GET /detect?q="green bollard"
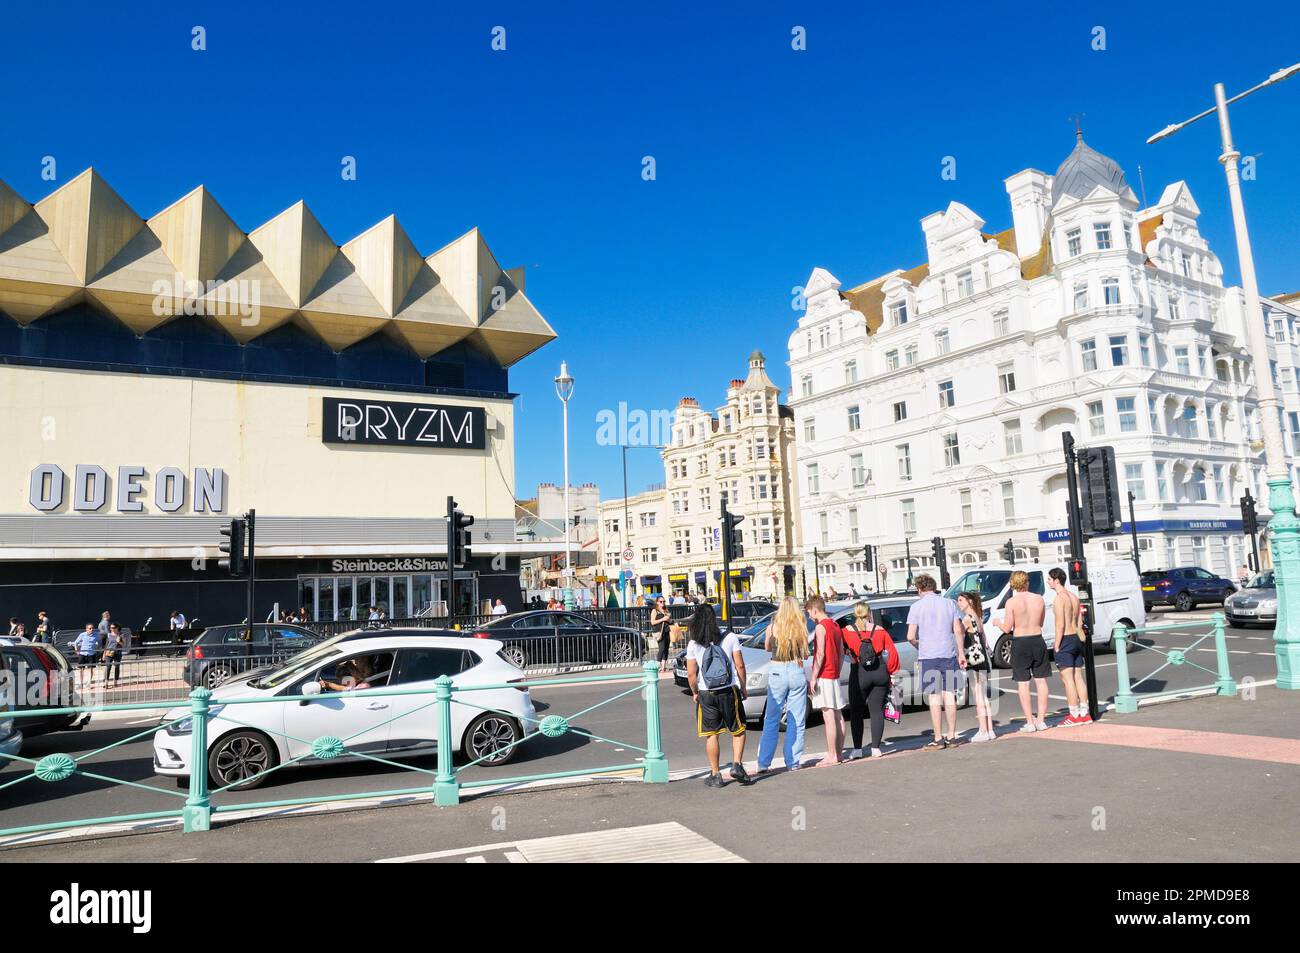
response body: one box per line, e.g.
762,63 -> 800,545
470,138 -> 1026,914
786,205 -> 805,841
433,675 -> 460,807
641,661 -> 669,783
182,687 -> 212,833
1266,477 -> 1300,690
1112,624 -> 1138,714
1211,612 -> 1238,697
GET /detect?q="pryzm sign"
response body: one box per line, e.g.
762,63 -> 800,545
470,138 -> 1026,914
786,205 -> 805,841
28,465 -> 226,513
331,558 -> 448,573
323,397 -> 486,450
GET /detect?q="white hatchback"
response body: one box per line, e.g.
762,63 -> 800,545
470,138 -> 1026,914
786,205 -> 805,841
153,631 -> 535,790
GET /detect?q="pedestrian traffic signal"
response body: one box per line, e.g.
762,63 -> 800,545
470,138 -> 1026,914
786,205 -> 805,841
1068,556 -> 1088,586
1077,445 -> 1122,537
218,518 -> 246,576
1002,539 -> 1015,563
1241,492 -> 1258,537
450,504 -> 474,568
722,510 -> 745,561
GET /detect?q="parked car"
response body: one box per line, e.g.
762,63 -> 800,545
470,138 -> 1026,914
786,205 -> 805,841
717,600 -> 778,634
948,561 -> 1146,668
0,651 -> 23,768
1140,567 -> 1238,612
183,623 -> 325,689
466,611 -> 644,668
1224,571 -> 1277,627
0,639 -> 89,736
154,631 -> 535,790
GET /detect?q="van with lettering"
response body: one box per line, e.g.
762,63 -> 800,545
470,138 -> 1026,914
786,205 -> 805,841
945,561 -> 1145,668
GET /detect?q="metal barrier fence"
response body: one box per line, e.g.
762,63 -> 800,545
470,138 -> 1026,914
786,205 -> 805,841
1111,613 -> 1238,712
0,662 -> 668,838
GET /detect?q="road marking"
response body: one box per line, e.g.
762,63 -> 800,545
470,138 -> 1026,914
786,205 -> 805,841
505,851 -> 526,863
1027,723 -> 1300,765
465,856 -> 487,863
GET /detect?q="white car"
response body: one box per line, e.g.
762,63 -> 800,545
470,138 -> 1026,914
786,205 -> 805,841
153,631 -> 535,790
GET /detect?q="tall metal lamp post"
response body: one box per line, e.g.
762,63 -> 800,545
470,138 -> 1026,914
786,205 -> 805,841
1149,62 -> 1300,689
554,362 -> 575,609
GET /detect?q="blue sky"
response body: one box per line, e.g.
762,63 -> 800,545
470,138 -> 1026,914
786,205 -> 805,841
3,1 -> 1298,503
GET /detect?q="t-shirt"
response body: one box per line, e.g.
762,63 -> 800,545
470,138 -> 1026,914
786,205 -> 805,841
813,618 -> 844,680
906,593 -> 960,660
491,604 -> 508,616
686,633 -> 743,690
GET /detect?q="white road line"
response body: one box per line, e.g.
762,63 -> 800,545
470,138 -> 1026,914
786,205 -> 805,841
465,856 -> 487,863
505,851 -> 526,863
376,822 -> 745,864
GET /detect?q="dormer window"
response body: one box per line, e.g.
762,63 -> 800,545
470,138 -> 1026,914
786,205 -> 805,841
1094,222 -> 1113,251
890,301 -> 909,326
1066,228 -> 1082,258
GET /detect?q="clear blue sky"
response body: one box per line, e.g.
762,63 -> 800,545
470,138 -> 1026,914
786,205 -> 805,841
3,1 -> 1298,503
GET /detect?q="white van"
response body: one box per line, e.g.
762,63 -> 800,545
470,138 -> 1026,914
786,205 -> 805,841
945,561 -> 1146,669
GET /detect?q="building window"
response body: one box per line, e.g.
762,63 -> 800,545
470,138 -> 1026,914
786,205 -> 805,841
1125,463 -> 1146,501
851,453 -> 866,488
897,444 -> 912,481
807,463 -> 820,495
800,375 -> 813,397
1088,400 -> 1105,436
960,489 -> 973,527
993,310 -> 1010,336
904,343 -> 919,366
886,349 -> 900,371
1102,277 -> 1120,305
1066,228 -> 1082,257
1191,468 -> 1208,502
892,401 -> 907,423
803,417 -> 816,442
956,270 -> 974,298
1117,396 -> 1137,433
847,405 -> 861,432
641,546 -> 658,562
935,329 -> 951,354
849,507 -> 860,544
1110,335 -> 1129,366
1002,480 -> 1016,519
1156,461 -> 1168,501
1169,295 -> 1182,321
1149,396 -> 1160,432
943,432 -> 961,468
938,379 -> 955,408
699,487 -> 711,511
1213,464 -> 1226,502
997,362 -> 1016,394
1139,333 -> 1152,366
1206,406 -> 1217,440
1094,221 -> 1113,250
819,512 -> 829,547
1181,252 -> 1192,278
1081,339 -> 1098,372
1073,283 -> 1089,312
1004,418 -> 1023,455
843,361 -> 858,385
901,498 -> 916,535
1176,346 -> 1191,375
890,301 -> 909,326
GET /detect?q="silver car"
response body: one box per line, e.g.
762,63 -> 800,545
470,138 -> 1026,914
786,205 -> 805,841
1225,571 -> 1276,628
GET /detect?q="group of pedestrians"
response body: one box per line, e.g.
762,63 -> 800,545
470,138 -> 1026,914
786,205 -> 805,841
70,611 -> 129,688
682,568 -> 1094,786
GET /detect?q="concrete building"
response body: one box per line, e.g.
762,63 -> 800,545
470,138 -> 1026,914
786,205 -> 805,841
788,134 -> 1290,592
597,485 -> 668,602
660,352 -> 801,599
0,169 -> 555,625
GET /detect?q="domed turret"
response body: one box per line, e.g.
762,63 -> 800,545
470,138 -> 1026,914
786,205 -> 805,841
1052,131 -> 1128,205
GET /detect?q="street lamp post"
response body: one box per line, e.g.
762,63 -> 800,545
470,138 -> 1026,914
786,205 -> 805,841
1149,63 -> 1300,689
554,362 -> 575,609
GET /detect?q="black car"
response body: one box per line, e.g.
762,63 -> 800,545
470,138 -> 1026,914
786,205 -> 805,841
467,611 -> 644,668
717,600 -> 778,634
183,623 -> 324,689
0,639 -> 90,736
1140,567 -> 1238,612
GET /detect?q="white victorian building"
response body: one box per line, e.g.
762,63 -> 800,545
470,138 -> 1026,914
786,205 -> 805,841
788,133 -> 1295,593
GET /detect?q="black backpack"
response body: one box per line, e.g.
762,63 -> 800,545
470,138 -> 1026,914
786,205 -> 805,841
849,627 -> 880,668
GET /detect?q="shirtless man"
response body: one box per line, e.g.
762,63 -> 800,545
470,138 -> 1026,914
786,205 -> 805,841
1003,570 -> 1050,732
1048,568 -> 1091,725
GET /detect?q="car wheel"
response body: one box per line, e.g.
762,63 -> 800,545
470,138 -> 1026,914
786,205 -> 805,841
993,635 -> 1013,669
1222,589 -> 1235,604
204,665 -> 234,689
1143,604 -> 1153,613
501,644 -> 528,669
605,635 -> 637,665
463,713 -> 522,766
1175,591 -> 1194,612
208,730 -> 276,790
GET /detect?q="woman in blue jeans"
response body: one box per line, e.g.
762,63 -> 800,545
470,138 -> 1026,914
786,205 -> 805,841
757,596 -> 810,773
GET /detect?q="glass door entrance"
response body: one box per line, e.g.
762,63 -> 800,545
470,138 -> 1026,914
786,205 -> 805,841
298,571 -> 479,621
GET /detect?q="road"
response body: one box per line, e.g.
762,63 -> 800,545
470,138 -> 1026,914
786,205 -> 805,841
0,610 -> 1281,841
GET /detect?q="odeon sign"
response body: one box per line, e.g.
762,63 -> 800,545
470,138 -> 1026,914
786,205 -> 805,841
28,465 -> 227,514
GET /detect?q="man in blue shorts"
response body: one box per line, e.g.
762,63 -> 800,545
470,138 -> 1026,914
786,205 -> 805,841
1048,567 -> 1091,725
906,574 -> 966,749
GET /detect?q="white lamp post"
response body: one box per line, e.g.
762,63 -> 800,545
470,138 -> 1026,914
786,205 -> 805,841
554,362 -> 575,604
1149,62 -> 1300,689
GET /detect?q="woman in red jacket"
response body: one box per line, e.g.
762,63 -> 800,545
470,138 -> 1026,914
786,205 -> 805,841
843,602 -> 899,759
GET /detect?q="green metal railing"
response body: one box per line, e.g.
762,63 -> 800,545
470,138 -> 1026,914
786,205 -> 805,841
0,661 -> 668,838
1111,613 -> 1238,713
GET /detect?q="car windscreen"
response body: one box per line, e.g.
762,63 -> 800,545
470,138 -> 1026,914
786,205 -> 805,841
253,635 -> 347,689
1247,572 -> 1275,589
945,571 -> 1011,603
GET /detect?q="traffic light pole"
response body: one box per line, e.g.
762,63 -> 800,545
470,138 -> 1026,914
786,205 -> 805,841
1128,492 -> 1141,574
904,538 -> 913,588
246,509 -> 256,627
812,547 -> 820,596
445,496 -> 456,618
1064,433 -> 1100,722
721,511 -> 732,628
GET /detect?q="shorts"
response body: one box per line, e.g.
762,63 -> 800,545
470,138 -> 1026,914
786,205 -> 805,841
919,656 -> 962,695
77,653 -> 97,667
1011,636 -> 1052,682
1056,634 -> 1086,669
811,677 -> 848,711
696,687 -> 746,737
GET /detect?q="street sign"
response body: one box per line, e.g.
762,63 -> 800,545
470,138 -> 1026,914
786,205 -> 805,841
622,547 -> 634,564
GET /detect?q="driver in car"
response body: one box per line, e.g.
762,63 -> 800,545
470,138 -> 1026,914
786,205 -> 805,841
319,656 -> 373,692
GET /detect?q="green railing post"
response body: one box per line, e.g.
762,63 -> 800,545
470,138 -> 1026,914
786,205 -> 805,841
433,675 -> 460,806
182,686 -> 212,832
1210,612 -> 1238,697
641,661 -> 669,783
1112,624 -> 1138,713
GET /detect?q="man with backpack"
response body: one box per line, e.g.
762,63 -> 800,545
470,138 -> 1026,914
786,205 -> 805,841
685,604 -> 754,788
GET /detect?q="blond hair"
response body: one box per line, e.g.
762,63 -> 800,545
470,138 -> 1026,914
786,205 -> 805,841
1010,570 -> 1029,591
850,602 -> 873,630
770,596 -> 810,662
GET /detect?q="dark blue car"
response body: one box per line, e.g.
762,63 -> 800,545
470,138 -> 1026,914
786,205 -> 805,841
1141,567 -> 1238,612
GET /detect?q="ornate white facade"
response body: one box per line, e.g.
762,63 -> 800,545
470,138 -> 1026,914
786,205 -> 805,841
788,134 -> 1297,592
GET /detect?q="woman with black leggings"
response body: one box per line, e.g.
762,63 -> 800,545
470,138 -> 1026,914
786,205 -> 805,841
651,597 -> 672,671
843,602 -> 896,759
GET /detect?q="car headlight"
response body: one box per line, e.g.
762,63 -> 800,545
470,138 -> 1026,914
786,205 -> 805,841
165,705 -> 224,735
1258,598 -> 1278,611
746,672 -> 768,691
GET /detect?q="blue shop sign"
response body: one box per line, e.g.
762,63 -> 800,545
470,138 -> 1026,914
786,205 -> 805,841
1038,517 -> 1260,542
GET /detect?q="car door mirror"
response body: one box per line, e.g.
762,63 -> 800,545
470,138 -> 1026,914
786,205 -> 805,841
301,680 -> 321,696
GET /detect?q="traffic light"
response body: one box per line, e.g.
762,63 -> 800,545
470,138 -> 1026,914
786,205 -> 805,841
722,510 -> 745,561
1068,555 -> 1088,586
218,518 -> 246,576
450,503 -> 474,568
1241,493 -> 1258,537
1077,445 -> 1122,537
1002,539 -> 1015,563
931,536 -> 944,564
863,544 -> 874,572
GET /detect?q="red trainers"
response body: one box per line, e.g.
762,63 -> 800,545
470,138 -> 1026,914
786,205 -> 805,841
1075,713 -> 1093,724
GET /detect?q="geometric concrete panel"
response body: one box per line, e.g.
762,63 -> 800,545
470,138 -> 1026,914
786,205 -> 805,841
248,201 -> 337,308
341,215 -> 424,317
33,169 -> 143,285
148,185 -> 245,285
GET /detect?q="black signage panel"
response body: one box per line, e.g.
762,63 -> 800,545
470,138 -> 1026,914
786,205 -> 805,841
323,397 -> 487,450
